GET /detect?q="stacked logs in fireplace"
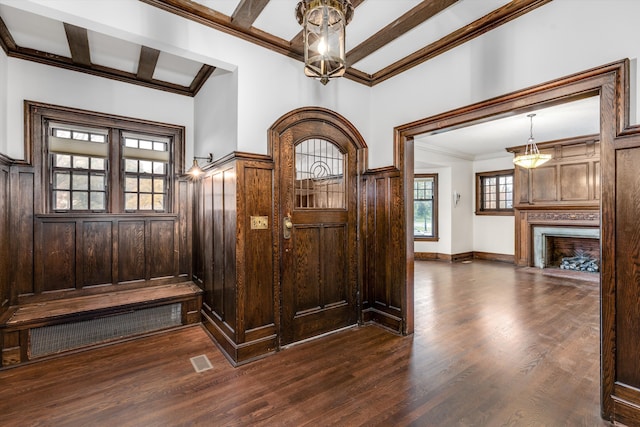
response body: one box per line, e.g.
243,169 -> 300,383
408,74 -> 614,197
559,250 -> 599,272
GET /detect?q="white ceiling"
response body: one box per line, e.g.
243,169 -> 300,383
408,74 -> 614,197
1,0 -> 592,161
0,2 -> 207,92
415,96 -> 601,167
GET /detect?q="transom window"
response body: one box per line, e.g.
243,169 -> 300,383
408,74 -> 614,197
476,169 -> 514,215
414,174 -> 438,240
294,138 -> 345,209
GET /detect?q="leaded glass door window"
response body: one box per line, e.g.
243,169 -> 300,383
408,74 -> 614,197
294,138 -> 345,209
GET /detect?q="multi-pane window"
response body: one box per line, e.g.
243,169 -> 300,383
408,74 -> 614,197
123,136 -> 169,211
476,170 -> 514,215
50,126 -> 109,212
38,104 -> 182,214
414,174 -> 438,240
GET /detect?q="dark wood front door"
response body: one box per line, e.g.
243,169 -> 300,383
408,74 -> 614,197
275,110 -> 361,346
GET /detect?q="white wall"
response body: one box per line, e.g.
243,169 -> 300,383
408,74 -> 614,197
450,161 -> 473,254
2,0 -> 636,256
10,0 -> 373,161
370,0 -> 640,169
473,157 -> 516,256
10,0 -> 640,170
194,68 -> 238,162
5,59 -> 194,162
414,151 -> 515,256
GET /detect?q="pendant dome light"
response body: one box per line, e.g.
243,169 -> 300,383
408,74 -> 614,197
513,113 -> 552,169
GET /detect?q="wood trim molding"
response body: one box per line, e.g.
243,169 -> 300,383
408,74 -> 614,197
137,46 -> 161,82
414,252 -> 474,262
141,0 -> 549,87
0,153 -> 14,167
370,0 -> 552,85
473,252 -> 515,264
399,59 -> 629,422
1,15 -> 212,97
231,0 -> 270,29
63,23 -> 92,67
346,0 -> 459,66
0,15 -> 16,54
7,46 -> 195,97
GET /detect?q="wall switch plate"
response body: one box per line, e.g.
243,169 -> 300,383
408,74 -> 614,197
251,216 -> 269,229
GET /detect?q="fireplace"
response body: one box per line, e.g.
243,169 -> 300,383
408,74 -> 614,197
532,226 -> 600,271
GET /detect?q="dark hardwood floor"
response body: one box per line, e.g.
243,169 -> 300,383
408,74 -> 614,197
0,260 -> 610,426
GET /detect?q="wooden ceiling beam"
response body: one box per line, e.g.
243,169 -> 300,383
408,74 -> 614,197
140,0 -> 300,60
6,46 -> 193,96
190,64 -> 216,96
346,0 -> 459,67
137,46 -> 161,82
370,0 -> 552,86
231,0 -> 270,29
63,23 -> 91,67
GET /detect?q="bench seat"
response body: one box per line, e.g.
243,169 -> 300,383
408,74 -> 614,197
0,281 -> 203,367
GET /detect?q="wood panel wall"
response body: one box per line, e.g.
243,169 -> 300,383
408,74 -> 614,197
193,152 -> 276,366
509,137 -> 600,209
0,156 -> 10,316
606,137 -> 640,424
3,162 -> 192,304
31,214 -> 186,294
361,167 -> 404,333
509,137 -> 601,267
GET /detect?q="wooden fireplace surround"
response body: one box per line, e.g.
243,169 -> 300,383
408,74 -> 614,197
508,136 -> 601,267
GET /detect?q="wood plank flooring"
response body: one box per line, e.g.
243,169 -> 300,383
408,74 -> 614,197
0,260 -> 610,426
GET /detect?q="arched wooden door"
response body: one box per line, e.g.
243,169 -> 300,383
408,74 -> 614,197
271,108 -> 365,346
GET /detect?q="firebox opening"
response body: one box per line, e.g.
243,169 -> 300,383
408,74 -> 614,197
532,226 -> 600,274
544,235 -> 600,272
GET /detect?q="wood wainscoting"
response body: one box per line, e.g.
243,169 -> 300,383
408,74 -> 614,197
0,160 -> 196,367
361,166 -> 405,333
0,103 -> 196,366
192,152 -> 276,366
0,155 -> 10,318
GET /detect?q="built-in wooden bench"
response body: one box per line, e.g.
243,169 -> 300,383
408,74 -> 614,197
0,282 -> 203,367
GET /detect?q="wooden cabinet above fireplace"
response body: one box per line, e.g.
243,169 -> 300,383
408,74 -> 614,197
507,135 -> 600,210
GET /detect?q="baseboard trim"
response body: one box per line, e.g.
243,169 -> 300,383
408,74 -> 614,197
415,251 -> 514,264
473,251 -> 515,263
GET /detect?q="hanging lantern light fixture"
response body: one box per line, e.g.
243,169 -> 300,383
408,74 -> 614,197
296,0 -> 354,85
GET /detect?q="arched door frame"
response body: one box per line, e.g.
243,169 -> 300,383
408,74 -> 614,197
394,60 -> 629,419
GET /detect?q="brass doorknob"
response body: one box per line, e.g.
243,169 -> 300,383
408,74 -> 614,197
283,216 -> 293,239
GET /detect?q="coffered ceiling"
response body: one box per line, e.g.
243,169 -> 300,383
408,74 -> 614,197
0,0 -> 551,96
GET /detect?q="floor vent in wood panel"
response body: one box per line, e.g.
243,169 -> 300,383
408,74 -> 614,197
29,303 -> 182,358
190,354 -> 213,372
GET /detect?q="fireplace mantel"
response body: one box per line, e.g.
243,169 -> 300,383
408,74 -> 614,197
515,209 -> 600,267
510,137 -> 601,267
